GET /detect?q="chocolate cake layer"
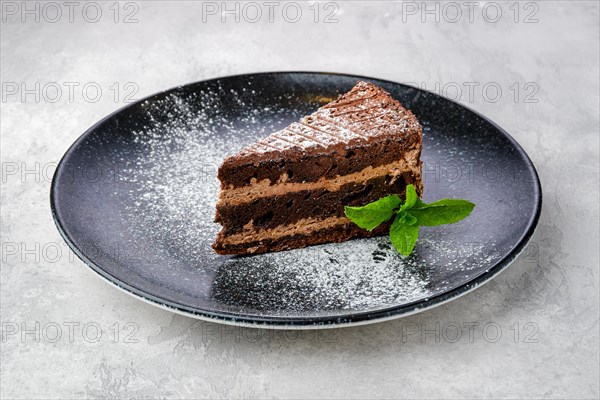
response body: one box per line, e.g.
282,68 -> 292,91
219,134 -> 419,189
213,219 -> 391,255
218,81 -> 422,190
216,171 -> 420,235
218,152 -> 422,206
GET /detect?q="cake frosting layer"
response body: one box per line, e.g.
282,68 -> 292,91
218,216 -> 349,246
217,151 -> 422,206
213,217 -> 391,255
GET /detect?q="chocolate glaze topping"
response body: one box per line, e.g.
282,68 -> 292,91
225,82 -> 419,163
218,81 -> 422,189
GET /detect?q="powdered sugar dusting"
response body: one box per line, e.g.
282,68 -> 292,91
121,87 -> 300,264
214,236 -> 497,312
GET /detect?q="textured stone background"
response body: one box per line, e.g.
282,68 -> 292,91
1,1 -> 599,399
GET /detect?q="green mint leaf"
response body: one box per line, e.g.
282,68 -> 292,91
344,186 -> 475,257
389,212 -> 419,256
409,199 -> 475,226
399,184 -> 418,212
344,194 -> 402,231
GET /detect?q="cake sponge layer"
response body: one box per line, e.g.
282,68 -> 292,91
213,217 -> 391,255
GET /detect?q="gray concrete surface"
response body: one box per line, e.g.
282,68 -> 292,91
1,1 -> 599,398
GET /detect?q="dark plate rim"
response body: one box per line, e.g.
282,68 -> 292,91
50,71 -> 542,328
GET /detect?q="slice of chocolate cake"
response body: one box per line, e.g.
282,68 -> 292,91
213,81 -> 423,255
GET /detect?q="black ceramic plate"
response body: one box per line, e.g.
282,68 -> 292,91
51,72 -> 541,328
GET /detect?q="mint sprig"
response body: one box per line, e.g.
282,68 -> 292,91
344,185 -> 475,256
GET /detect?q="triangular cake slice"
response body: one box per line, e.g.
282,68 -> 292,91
213,81 -> 423,255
